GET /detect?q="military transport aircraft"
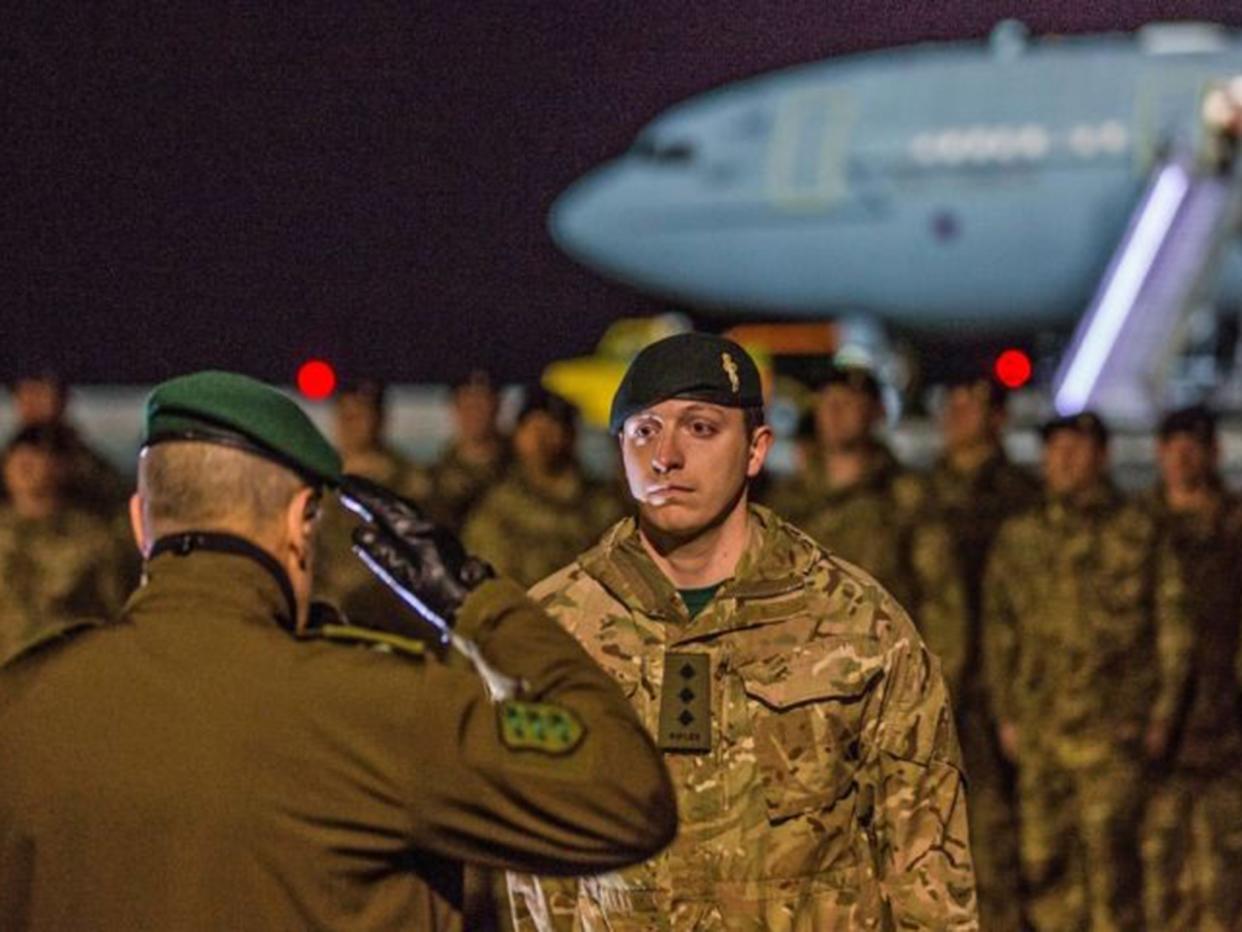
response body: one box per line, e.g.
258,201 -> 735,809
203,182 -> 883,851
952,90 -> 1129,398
549,21 -> 1242,423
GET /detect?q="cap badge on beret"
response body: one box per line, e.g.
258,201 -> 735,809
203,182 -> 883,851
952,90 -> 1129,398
721,353 -> 740,394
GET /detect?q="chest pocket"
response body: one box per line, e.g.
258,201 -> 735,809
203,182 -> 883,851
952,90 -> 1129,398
741,657 -> 876,823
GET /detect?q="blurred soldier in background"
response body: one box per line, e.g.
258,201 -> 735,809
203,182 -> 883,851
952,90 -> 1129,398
983,412 -> 1192,931
427,370 -> 511,531
764,363 -> 968,694
0,424 -> 130,661
314,379 -> 431,607
6,371 -> 130,518
464,388 -> 623,587
922,375 -> 1039,932
1138,405 -> 1242,931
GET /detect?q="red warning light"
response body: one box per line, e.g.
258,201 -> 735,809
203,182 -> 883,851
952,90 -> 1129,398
296,360 -> 337,401
994,349 -> 1033,389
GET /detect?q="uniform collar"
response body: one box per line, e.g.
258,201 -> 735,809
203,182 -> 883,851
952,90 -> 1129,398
133,533 -> 297,631
579,504 -> 814,639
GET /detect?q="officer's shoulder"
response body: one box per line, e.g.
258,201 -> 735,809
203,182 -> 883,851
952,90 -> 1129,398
771,516 -> 908,643
297,602 -> 430,663
1,614 -> 113,672
528,556 -> 609,621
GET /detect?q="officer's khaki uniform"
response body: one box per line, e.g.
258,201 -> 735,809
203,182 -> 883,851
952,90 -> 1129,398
765,443 -> 969,696
1137,487 -> 1242,931
509,505 -> 978,930
983,483 -> 1192,931
0,504 -> 130,662
0,547 -> 676,931
463,467 -> 625,588
921,450 -> 1039,932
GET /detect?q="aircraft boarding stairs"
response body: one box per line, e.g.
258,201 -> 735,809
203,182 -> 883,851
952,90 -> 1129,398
1052,155 -> 1242,424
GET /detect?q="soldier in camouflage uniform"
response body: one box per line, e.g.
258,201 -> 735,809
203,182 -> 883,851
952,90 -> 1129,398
983,412 -> 1192,931
508,334 -> 977,930
463,389 -> 624,588
6,371 -> 130,519
426,370 -> 511,531
921,376 -> 1039,932
314,379 -> 433,609
764,364 -> 969,697
1137,405 -> 1242,931
0,424 -> 129,661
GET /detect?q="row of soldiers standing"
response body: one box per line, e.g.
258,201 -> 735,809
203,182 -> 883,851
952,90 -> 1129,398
4,362 -> 1241,929
767,365 -> 1242,932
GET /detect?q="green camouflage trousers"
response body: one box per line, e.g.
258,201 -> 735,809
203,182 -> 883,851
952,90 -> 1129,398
1018,754 -> 1145,931
1142,768 -> 1242,930
958,701 -> 1022,931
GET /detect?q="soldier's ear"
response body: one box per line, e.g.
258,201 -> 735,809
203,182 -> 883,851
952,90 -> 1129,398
128,493 -> 151,558
746,426 -> 774,478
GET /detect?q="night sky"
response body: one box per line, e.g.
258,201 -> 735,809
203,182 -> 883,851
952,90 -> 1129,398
6,2 -> 1242,385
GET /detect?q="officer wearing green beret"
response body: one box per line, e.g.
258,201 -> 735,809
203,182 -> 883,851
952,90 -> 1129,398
0,370 -> 676,931
508,334 -> 977,930
982,409 -> 1192,930
1137,404 -> 1242,930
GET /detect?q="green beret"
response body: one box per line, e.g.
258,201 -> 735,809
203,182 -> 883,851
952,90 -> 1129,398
144,371 -> 342,486
1040,410 -> 1109,447
1158,404 -> 1216,444
609,333 -> 763,434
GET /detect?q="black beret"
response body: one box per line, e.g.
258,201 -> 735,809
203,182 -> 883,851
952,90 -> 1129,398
1040,411 -> 1110,446
1158,404 -> 1216,444
609,333 -> 763,434
815,363 -> 882,401
144,371 -> 342,487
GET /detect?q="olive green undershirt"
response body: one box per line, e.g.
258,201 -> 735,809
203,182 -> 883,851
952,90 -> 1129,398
678,583 -> 723,619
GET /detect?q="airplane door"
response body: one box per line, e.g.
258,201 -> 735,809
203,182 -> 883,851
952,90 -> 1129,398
766,87 -> 856,209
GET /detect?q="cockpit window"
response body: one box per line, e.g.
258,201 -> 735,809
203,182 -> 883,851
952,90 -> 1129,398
632,137 -> 695,163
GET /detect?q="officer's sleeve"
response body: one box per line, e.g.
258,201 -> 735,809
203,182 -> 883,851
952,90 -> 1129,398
865,622 -> 978,928
399,578 -> 677,876
1149,529 -> 1193,731
980,530 -> 1019,727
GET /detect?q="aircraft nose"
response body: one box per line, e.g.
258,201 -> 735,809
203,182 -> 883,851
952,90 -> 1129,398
547,166 -> 625,271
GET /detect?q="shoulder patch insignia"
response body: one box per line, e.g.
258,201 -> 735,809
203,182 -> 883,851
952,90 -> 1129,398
499,701 -> 585,755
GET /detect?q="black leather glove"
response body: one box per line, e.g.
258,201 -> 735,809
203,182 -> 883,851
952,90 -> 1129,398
338,475 -> 495,642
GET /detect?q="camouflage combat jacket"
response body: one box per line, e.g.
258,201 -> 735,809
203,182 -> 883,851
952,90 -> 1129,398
462,467 -> 625,588
1137,486 -> 1242,772
508,505 -> 978,930
425,440 -> 511,531
764,444 -> 969,697
919,450 -> 1040,702
0,505 -> 130,663
982,483 -> 1192,768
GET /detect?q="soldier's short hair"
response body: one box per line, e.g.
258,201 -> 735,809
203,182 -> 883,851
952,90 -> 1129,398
1157,404 -> 1216,445
742,405 -> 766,436
4,423 -> 76,459
944,374 -> 1008,412
138,442 -> 306,537
337,379 -> 387,416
